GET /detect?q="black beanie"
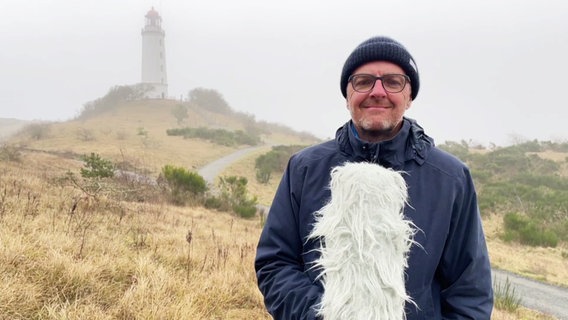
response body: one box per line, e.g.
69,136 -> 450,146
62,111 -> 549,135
340,36 -> 419,100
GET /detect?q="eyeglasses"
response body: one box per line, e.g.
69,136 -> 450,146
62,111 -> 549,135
348,74 -> 410,94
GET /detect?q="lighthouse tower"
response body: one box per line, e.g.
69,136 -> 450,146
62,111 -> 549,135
141,7 -> 167,99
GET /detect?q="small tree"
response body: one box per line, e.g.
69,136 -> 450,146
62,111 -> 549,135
172,104 -> 189,125
80,153 -> 114,179
188,88 -> 232,114
218,176 -> 258,218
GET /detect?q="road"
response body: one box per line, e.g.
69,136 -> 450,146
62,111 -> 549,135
199,147 -> 568,319
198,145 -> 265,185
493,269 -> 568,319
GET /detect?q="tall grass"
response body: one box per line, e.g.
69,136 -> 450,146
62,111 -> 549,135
494,276 -> 522,312
0,155 -> 270,320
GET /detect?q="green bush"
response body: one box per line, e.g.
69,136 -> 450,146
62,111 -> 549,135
160,165 -> 207,205
254,145 -> 306,183
502,212 -> 558,247
80,153 -> 115,179
217,176 -> 258,218
234,204 -> 257,219
166,127 -> 260,146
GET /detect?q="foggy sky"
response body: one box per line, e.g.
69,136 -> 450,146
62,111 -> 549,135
1,0 -> 567,146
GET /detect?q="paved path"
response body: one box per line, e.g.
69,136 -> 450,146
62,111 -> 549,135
198,145 -> 266,185
492,269 -> 568,319
199,147 -> 568,319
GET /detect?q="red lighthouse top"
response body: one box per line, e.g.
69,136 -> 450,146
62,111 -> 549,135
145,7 -> 161,19
144,7 -> 162,28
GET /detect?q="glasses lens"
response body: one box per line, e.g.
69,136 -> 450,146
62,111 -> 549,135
351,75 -> 376,92
381,74 -> 406,93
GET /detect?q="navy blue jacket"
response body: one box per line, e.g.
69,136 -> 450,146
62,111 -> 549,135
255,118 -> 493,319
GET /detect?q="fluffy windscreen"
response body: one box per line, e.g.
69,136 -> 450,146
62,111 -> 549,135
308,162 -> 415,320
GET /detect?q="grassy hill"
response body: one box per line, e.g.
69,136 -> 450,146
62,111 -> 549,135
1,98 -> 565,319
6,98 -> 319,175
0,118 -> 31,141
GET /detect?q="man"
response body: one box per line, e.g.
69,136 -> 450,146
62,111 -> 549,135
255,36 -> 494,319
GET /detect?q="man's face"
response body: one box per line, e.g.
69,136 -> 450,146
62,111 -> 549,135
346,61 -> 413,142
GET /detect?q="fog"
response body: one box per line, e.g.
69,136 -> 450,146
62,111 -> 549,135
1,0 -> 567,146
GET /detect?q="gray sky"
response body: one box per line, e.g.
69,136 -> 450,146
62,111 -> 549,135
1,0 -> 567,146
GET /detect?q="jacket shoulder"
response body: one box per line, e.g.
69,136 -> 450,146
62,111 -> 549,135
423,146 -> 473,182
290,139 -> 338,166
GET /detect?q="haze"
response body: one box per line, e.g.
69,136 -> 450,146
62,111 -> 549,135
1,0 -> 567,146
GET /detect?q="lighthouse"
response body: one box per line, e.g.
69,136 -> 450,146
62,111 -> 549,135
141,7 -> 167,99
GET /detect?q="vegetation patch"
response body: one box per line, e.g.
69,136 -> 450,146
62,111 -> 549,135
254,145 -> 307,184
166,127 -> 260,147
439,140 -> 568,247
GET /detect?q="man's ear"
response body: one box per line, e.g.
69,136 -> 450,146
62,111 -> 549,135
406,100 -> 412,110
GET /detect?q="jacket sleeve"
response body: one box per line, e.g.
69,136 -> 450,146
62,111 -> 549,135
255,160 -> 323,320
439,168 -> 494,319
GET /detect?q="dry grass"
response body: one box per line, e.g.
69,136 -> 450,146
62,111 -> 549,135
492,308 -> 557,320
484,214 -> 568,287
10,100 -> 316,177
0,155 -> 271,320
2,152 -> 563,319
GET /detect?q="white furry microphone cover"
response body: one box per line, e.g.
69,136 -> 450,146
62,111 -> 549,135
308,162 -> 415,320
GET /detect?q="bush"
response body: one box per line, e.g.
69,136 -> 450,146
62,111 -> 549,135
166,127 -> 260,147
217,176 -> 258,218
160,165 -> 207,205
0,144 -> 21,162
22,122 -> 51,140
234,204 -> 257,219
80,153 -> 115,179
254,145 -> 306,183
502,212 -> 558,247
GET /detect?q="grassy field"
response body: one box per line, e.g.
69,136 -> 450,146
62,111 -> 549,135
1,101 -> 565,319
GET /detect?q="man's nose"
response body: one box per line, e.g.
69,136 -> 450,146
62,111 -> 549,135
370,79 -> 387,97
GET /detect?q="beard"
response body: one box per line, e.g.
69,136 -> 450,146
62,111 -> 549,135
352,115 -> 402,142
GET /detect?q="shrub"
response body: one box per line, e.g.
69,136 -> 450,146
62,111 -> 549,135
160,165 -> 207,205
217,176 -> 258,218
166,127 -> 260,147
80,153 -> 115,179
172,104 -> 189,125
77,84 -> 152,119
502,212 -> 558,247
254,145 -> 306,183
0,144 -> 21,162
22,122 -> 51,140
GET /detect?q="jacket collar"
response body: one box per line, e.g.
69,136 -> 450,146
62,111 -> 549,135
335,117 -> 433,169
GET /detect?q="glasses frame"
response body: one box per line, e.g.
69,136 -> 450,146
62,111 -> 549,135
348,73 -> 410,94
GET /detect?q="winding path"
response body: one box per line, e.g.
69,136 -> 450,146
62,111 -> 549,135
198,146 -> 568,319
197,146 -> 265,185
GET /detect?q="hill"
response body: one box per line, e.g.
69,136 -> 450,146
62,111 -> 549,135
5,98 -> 320,177
0,118 -> 31,141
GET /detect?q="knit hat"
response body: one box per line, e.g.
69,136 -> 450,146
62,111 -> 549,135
340,36 -> 419,100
